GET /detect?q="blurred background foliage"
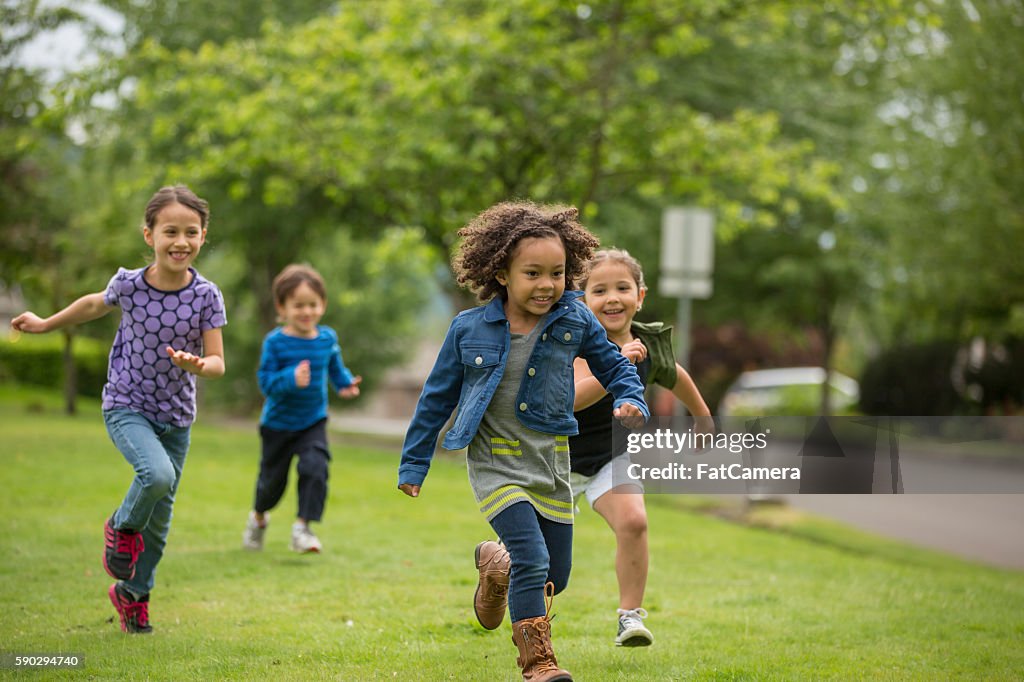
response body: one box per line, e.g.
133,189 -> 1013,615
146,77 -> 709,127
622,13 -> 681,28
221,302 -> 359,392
2,0 -> 1022,416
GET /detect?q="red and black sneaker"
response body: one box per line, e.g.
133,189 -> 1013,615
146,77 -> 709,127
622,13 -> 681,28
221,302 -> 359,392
108,583 -> 153,634
103,516 -> 144,581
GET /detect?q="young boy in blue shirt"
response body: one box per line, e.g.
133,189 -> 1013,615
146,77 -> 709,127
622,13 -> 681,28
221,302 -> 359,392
243,264 -> 361,553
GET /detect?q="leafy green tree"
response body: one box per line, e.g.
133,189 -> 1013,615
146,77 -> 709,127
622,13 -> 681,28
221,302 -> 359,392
99,0 -> 337,52
577,3 -> 911,411
1,0 -> 80,282
0,1 -> 125,414
854,0 -> 1024,344
94,0 -> 848,276
50,0 -> 861,410
58,0 -> 1010,415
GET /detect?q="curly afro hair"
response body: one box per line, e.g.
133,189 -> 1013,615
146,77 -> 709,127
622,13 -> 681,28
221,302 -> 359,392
453,201 -> 600,302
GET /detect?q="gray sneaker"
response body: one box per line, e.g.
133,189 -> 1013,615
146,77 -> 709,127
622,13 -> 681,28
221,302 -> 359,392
242,512 -> 268,551
290,522 -> 322,553
616,608 -> 654,647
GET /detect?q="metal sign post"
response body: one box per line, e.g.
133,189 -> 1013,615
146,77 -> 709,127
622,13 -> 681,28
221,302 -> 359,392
659,207 -> 715,414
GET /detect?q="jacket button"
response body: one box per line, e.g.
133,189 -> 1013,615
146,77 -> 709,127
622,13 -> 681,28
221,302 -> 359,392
528,367 -> 536,377
475,356 -> 483,365
563,332 -> 572,341
541,333 -> 547,341
519,402 -> 528,411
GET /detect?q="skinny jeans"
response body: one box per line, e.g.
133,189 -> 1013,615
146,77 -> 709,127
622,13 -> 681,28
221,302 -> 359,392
489,501 -> 572,622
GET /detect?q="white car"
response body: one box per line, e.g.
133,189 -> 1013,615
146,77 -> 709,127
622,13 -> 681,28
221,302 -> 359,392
718,367 -> 860,417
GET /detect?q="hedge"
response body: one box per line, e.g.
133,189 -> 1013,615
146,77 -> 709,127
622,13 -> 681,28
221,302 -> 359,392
0,334 -> 108,397
858,340 -> 964,416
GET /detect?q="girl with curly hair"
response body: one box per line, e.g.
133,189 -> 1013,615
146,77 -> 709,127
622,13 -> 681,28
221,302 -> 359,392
398,202 -> 649,681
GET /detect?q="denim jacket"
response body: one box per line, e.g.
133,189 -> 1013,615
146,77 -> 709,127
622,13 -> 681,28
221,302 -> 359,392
398,290 -> 649,487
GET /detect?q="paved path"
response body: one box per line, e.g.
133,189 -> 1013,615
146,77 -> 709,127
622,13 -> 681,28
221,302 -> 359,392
782,493 -> 1024,570
780,450 -> 1024,570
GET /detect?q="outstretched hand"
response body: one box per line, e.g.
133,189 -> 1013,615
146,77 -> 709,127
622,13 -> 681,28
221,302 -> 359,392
10,312 -> 47,334
613,402 -> 646,430
338,375 -> 363,399
398,483 -> 421,498
166,346 -> 206,375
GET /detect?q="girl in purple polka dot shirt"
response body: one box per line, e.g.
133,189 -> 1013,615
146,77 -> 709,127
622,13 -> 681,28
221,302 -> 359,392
11,185 -> 227,634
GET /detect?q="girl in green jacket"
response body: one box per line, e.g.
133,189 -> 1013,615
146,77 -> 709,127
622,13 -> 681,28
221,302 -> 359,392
569,248 -> 712,647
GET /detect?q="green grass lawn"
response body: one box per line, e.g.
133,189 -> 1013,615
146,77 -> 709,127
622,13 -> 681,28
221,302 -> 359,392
1,385 -> 1023,680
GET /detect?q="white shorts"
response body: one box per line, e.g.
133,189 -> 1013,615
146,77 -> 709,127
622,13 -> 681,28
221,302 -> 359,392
570,453 -> 644,508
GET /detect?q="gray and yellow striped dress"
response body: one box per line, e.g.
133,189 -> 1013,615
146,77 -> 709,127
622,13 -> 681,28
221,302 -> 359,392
466,319 -> 574,524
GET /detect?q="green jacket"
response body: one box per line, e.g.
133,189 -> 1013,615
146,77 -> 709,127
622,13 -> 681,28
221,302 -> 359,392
631,320 -> 678,390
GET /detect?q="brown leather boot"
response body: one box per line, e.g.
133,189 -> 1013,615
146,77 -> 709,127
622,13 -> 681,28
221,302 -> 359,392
509,583 -> 572,681
474,540 -> 510,629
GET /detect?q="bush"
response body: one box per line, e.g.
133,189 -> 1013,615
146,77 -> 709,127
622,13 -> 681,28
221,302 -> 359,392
953,337 -> 1024,415
858,341 -> 963,416
0,335 -> 108,397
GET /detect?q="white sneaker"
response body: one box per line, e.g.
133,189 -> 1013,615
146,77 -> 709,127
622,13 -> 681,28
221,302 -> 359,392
616,608 -> 654,647
242,511 -> 268,551
290,523 -> 322,553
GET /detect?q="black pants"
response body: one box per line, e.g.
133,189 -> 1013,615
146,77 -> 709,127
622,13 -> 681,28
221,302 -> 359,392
254,419 -> 330,522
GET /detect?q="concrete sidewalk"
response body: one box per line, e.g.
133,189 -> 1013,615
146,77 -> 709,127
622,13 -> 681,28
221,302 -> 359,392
779,449 -> 1024,570
782,493 -> 1024,570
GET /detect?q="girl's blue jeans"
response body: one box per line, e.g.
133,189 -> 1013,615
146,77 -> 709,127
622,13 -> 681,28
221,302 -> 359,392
488,502 -> 573,622
103,409 -> 191,597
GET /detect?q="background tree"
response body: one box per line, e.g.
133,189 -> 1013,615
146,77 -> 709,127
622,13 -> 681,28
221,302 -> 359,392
576,2 -> 909,411
11,0 -> 1021,415
0,1 -> 126,414
60,0 -> 860,407
856,0 -> 1024,344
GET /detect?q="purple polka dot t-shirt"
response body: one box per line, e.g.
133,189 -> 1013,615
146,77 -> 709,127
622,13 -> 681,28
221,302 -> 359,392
102,267 -> 227,427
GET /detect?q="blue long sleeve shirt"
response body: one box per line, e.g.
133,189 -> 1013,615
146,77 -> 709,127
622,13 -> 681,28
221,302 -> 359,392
257,326 -> 356,431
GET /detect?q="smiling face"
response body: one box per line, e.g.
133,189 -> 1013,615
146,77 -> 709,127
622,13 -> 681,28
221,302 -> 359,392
583,259 -> 646,343
143,201 -> 206,287
496,236 -> 566,328
277,281 -> 326,338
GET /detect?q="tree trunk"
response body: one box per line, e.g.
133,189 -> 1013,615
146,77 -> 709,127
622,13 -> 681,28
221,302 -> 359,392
62,328 -> 77,416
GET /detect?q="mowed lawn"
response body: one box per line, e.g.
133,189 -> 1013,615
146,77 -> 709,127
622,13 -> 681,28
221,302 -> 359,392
1,386 -> 1023,680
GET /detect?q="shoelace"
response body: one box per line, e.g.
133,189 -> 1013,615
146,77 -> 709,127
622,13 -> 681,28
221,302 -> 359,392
617,607 -> 649,628
116,531 -> 144,563
532,581 -> 560,672
123,599 -> 149,627
488,582 -> 508,599
528,619 -> 559,673
544,581 -> 555,618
